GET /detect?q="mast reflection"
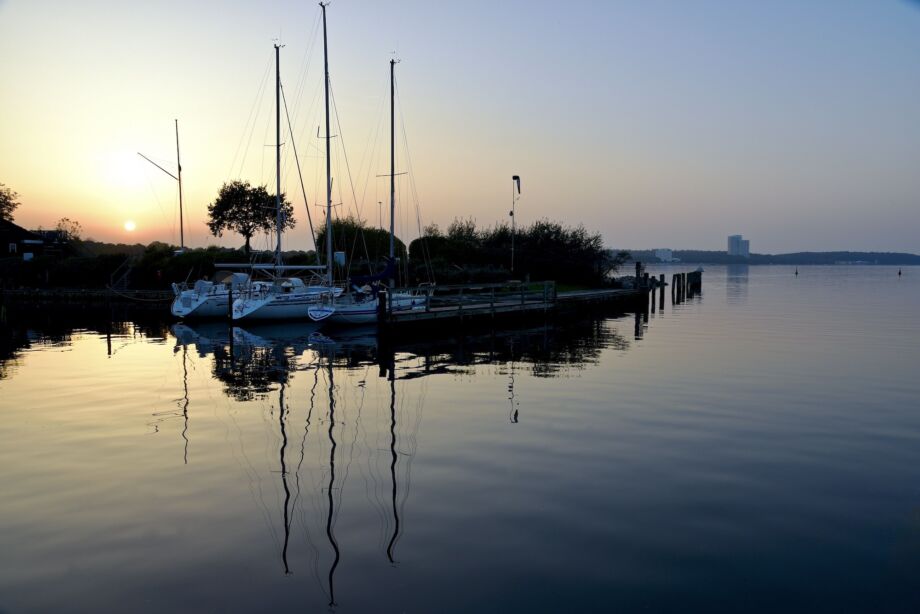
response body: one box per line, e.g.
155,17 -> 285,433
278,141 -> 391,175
386,369 -> 400,564
278,380 -> 292,575
162,310 -> 643,608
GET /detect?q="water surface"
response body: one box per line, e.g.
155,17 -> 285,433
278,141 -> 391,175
2,266 -> 919,612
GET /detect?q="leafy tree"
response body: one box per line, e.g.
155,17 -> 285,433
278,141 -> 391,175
55,217 -> 83,241
1,183 -> 20,222
206,180 -> 294,255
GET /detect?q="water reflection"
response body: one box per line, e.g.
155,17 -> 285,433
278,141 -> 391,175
726,263 -> 750,304
0,307 -> 639,609
159,313 -> 635,602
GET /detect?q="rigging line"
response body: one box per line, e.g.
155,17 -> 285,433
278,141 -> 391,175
396,81 -> 436,284
230,51 -> 274,181
329,81 -> 374,270
354,77 -> 389,224
290,13 -> 321,131
280,83 -> 320,260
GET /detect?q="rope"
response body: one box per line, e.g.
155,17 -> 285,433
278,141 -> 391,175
395,80 -> 436,284
329,81 -> 372,273
229,51 -> 273,181
104,286 -> 173,303
280,82 -> 320,261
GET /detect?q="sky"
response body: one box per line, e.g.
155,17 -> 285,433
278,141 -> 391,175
1,0 -> 919,254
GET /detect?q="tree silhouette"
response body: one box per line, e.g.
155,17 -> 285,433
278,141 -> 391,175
206,180 -> 294,255
0,183 -> 20,222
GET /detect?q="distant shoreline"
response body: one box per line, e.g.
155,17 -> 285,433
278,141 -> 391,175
622,250 -> 920,266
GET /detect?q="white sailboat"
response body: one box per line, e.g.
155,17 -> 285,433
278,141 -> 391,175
308,56 -> 425,325
147,121 -> 257,319
231,43 -> 338,321
171,271 -> 249,318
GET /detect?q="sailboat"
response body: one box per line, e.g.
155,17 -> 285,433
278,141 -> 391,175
148,121 -> 259,319
307,58 -> 425,325
230,43 -> 340,321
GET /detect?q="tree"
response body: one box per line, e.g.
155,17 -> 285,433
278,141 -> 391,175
55,217 -> 83,241
0,183 -> 20,222
206,180 -> 294,255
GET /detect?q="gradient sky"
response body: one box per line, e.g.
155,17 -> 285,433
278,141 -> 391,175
1,0 -> 919,253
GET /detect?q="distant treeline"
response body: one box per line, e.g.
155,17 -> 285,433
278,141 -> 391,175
625,250 -> 920,266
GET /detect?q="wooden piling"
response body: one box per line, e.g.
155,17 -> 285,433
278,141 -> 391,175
659,274 -> 665,309
377,289 -> 387,321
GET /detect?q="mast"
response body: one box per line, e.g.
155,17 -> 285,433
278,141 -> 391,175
321,3 -> 333,286
175,119 -> 184,251
389,59 -> 396,287
274,44 -> 283,269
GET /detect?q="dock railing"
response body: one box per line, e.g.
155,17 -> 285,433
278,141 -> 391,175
385,280 -> 556,318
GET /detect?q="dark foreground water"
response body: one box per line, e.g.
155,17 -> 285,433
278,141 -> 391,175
2,266 -> 919,613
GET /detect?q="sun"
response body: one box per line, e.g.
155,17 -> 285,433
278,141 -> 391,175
124,220 -> 136,232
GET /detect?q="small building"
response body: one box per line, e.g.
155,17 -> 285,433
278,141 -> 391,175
0,219 -> 46,261
727,234 -> 750,258
654,248 -> 680,263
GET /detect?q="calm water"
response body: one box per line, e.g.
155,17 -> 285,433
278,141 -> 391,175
2,266 -> 919,613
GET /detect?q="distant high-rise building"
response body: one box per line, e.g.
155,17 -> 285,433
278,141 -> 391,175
728,234 -> 750,258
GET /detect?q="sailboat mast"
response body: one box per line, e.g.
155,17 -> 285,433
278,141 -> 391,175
274,44 -> 283,269
321,3 -> 333,287
174,119 -> 184,251
389,59 -> 396,282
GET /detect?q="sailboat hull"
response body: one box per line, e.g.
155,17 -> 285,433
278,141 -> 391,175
233,287 -> 340,321
308,293 -> 426,325
171,290 -> 236,319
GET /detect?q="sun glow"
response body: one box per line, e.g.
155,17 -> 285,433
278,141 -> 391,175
124,220 -> 136,232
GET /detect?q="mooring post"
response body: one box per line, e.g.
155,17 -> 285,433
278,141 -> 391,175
650,286 -> 656,313
377,289 -> 387,322
659,274 -> 665,309
643,272 -> 649,290
227,289 -> 233,321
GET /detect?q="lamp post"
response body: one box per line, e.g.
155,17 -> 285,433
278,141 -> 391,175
510,175 -> 521,273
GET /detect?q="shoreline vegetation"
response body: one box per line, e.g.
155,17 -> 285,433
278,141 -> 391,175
1,215 -> 917,294
0,217 -> 628,292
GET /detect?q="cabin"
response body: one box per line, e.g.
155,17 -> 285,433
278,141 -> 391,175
0,219 -> 46,261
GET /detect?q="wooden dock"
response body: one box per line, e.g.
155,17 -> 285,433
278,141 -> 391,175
381,281 -> 645,327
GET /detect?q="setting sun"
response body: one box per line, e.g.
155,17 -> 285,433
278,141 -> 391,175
124,220 -> 136,232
